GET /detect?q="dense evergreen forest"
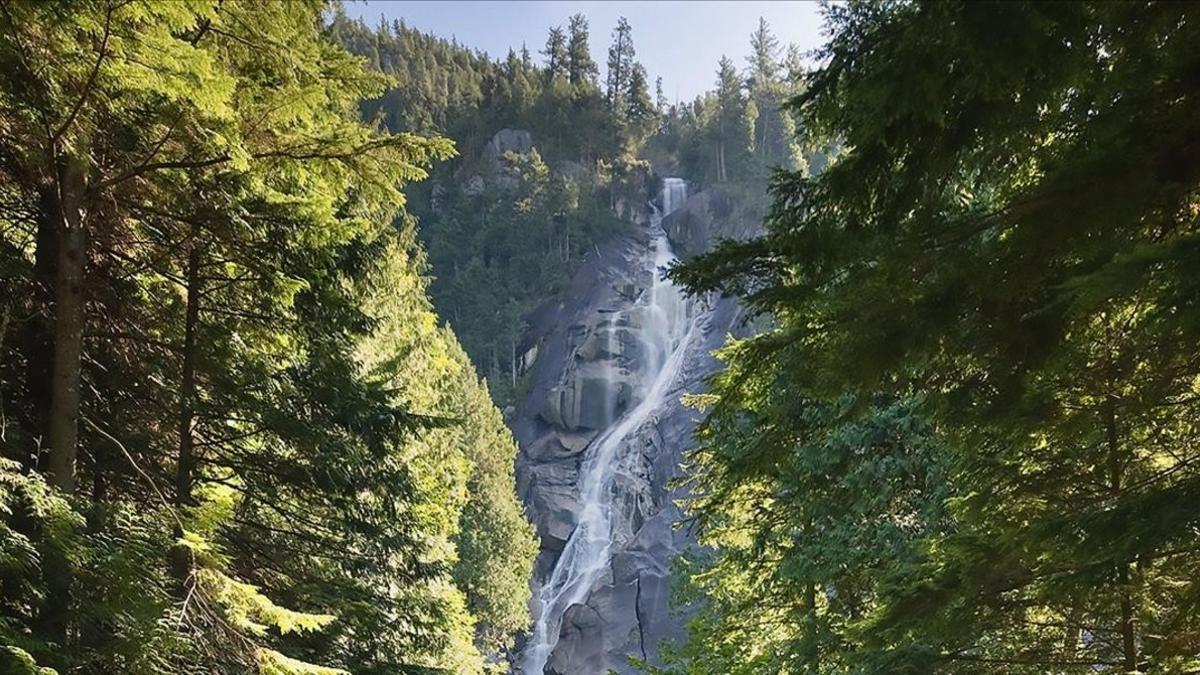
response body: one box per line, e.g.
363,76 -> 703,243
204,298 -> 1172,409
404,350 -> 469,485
327,8 -> 808,403
0,2 -> 535,673
2,1 -> 1198,675
657,2 -> 1200,674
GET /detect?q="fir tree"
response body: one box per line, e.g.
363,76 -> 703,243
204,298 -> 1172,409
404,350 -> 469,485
605,16 -> 635,113
625,63 -> 657,147
745,18 -> 788,164
712,56 -> 752,182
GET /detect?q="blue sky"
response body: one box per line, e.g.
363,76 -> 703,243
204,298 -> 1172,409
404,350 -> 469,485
341,1 -> 827,102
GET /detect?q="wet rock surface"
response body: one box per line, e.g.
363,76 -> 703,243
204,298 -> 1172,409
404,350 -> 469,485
661,186 -> 761,261
513,190 -> 749,673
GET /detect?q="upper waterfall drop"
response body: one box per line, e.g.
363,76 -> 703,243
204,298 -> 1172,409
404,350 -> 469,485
661,177 -> 687,216
521,179 -> 694,674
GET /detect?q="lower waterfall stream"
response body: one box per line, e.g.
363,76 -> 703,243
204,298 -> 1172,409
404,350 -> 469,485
521,178 -> 696,674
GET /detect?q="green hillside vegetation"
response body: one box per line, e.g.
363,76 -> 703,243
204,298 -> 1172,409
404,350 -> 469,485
0,2 -> 532,673
328,11 -> 809,403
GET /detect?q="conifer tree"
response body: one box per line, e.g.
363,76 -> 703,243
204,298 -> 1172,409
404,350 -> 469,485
605,17 -> 635,114
666,2 -> 1200,673
566,13 -> 599,88
542,25 -> 569,82
625,63 -> 657,147
0,3 -> 536,673
712,56 -> 752,182
745,18 -> 788,164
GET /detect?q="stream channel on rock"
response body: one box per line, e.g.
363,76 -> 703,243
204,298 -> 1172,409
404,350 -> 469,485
513,179 -> 744,674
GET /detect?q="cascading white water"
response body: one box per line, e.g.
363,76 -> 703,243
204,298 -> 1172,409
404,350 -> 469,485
661,177 -> 688,216
522,179 -> 693,674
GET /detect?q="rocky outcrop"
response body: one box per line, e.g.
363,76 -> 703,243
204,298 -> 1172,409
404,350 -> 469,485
661,186 -> 762,260
483,128 -> 534,167
513,204 -> 747,673
453,128 -> 537,196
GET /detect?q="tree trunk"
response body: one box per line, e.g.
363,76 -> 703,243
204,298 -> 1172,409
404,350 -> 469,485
22,192 -> 57,471
758,102 -> 768,159
1105,400 -> 1138,672
175,227 -> 202,506
37,158 -> 87,652
1062,609 -> 1081,660
1118,564 -> 1137,672
802,581 -> 819,669
46,159 -> 87,494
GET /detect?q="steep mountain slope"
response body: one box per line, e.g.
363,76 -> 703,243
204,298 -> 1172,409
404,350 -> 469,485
512,181 -> 751,673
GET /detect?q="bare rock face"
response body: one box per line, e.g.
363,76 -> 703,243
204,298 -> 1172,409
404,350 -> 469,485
483,128 -> 534,166
540,370 -> 634,432
460,128 -> 537,192
522,458 -> 579,553
661,186 -> 762,261
546,601 -> 610,674
512,211 -> 748,673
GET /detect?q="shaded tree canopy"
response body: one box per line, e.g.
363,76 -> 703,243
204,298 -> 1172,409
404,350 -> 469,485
660,2 -> 1200,673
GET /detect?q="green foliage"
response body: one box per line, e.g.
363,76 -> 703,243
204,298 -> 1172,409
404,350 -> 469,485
355,227 -> 537,659
443,333 -> 539,651
0,646 -> 57,675
653,379 -> 949,674
329,12 -> 672,403
648,19 -> 812,203
256,650 -> 347,675
667,1 -> 1200,673
0,2 -> 534,674
0,456 -> 195,672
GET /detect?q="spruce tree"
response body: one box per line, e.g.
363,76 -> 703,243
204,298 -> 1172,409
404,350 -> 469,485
746,18 -> 787,163
605,17 -> 635,113
625,63 -> 657,147
712,56 -> 752,182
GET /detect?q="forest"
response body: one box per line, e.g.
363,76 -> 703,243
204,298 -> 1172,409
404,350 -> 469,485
659,2 -> 1200,674
1,1 -> 1198,675
326,6 -> 809,403
0,2 -> 534,673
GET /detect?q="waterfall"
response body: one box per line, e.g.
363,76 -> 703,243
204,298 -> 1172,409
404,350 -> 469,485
522,180 -> 693,674
661,177 -> 687,215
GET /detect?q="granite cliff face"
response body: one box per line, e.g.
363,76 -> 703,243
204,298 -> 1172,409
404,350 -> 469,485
661,185 -> 763,261
512,180 -> 749,674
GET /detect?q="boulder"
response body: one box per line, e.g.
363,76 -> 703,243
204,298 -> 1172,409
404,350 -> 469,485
557,430 -> 598,454
523,432 -> 593,462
